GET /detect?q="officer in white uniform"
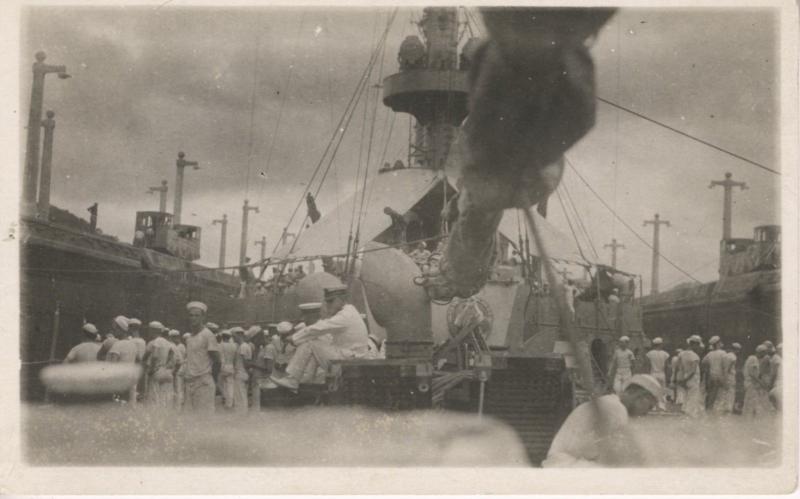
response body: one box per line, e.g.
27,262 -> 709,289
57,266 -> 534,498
608,336 -> 635,395
271,285 -> 369,391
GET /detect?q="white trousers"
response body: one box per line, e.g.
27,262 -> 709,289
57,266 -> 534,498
286,340 -> 359,382
613,368 -> 632,395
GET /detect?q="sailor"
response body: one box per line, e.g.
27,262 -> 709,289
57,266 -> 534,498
232,327 -> 252,413
675,335 -> 703,418
64,324 -> 101,363
724,342 -> 741,413
127,318 -> 146,361
607,336 -> 635,395
669,348 -> 683,407
206,322 -> 220,335
218,329 -> 237,410
271,285 -> 370,392
644,337 -> 670,410
245,325 -> 268,409
107,316 -> 142,405
543,374 -> 660,467
702,336 -> 728,412
183,301 -> 221,413
171,330 -> 187,409
770,343 -> 782,410
742,344 -> 774,419
263,321 -> 300,388
607,288 -> 621,304
97,316 -> 128,361
144,322 -> 175,408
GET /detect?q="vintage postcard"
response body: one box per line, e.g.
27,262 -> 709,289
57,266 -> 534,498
0,0 -> 797,494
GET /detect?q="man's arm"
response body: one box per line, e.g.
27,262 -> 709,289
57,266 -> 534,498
292,311 -> 349,344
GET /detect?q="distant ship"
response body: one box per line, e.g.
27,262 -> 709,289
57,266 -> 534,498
640,223 -> 781,350
21,200 -> 239,401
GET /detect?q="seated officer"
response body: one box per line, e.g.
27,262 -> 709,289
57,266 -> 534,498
270,285 -> 369,391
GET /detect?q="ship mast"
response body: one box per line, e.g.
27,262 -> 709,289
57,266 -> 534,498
382,8 -> 471,172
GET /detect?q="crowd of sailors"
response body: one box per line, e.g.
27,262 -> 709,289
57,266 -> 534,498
62,285 -> 381,412
608,334 -> 781,418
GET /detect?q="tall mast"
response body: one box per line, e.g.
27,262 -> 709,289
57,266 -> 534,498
382,7 -> 472,171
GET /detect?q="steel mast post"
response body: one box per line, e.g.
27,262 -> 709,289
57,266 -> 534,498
148,180 -> 169,212
38,110 -> 56,219
239,200 -> 259,266
24,51 -> 69,211
643,214 -> 670,295
212,214 -> 228,269
173,152 -> 199,225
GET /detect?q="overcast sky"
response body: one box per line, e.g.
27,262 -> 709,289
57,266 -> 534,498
21,5 -> 781,293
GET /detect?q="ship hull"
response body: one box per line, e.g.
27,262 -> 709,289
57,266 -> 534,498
640,269 -> 781,351
20,217 -> 239,401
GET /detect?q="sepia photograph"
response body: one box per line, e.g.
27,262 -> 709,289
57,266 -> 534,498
3,0 -> 798,494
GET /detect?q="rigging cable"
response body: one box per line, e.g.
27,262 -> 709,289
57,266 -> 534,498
272,9 -> 398,263
242,32 -> 262,199
596,97 -> 779,176
565,155 -> 702,284
267,9 -> 396,256
555,187 -> 591,264
561,174 -> 600,261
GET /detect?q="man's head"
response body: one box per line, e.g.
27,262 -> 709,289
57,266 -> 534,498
618,336 -> 630,349
82,323 -> 98,341
206,322 -> 220,334
763,340 -> 775,355
298,302 -> 322,325
110,316 -> 129,339
323,285 -> 348,315
128,318 -> 142,337
652,337 -> 663,350
246,325 -> 265,346
709,336 -> 723,350
687,334 -> 703,352
731,342 -> 742,353
186,301 -> 207,331
620,374 -> 660,417
756,344 -> 768,358
231,326 -> 246,344
168,329 -> 181,344
220,330 -> 232,342
148,321 -> 165,340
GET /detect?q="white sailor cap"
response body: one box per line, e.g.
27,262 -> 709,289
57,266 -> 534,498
276,321 -> 293,334
756,344 -> 768,353
182,332 -> 191,339
619,336 -> 630,342
113,316 -> 129,332
168,329 -> 181,337
206,322 -> 219,332
82,323 -> 98,334
293,322 -> 307,332
245,325 -> 262,338
298,302 -> 322,311
709,336 -> 721,345
687,335 -> 702,344
625,374 -> 662,400
731,342 -> 742,349
186,301 -> 208,313
148,321 -> 165,330
128,318 -> 142,327
220,329 -> 232,337
652,337 -> 663,345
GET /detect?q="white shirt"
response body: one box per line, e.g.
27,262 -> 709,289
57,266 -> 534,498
646,349 -> 670,376
108,338 -> 140,363
702,349 -> 728,381
292,304 -> 369,351
544,395 -> 629,467
235,342 -> 252,381
676,350 -> 700,388
64,342 -> 101,363
145,336 -> 174,372
185,328 -> 219,379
